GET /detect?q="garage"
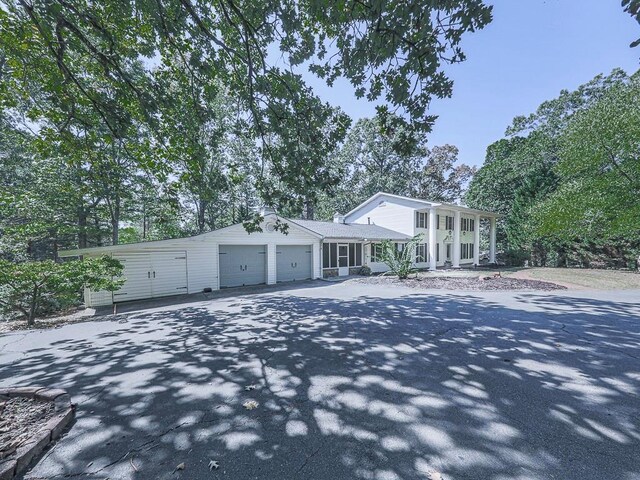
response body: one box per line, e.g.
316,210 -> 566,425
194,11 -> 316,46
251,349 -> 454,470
276,245 -> 313,282
112,251 -> 188,302
219,245 -> 267,288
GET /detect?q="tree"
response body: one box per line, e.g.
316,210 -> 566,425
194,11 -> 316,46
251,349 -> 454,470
0,0 -> 493,218
0,256 -> 124,325
465,69 -> 633,265
532,73 -> 640,245
315,116 -> 474,219
411,145 -> 476,202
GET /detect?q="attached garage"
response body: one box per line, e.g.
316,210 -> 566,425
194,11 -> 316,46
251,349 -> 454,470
218,245 -> 267,288
276,245 -> 313,282
112,251 -> 188,302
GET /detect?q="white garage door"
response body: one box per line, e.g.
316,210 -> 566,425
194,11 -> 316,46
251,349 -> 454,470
112,251 -> 188,302
276,245 -> 313,282
219,245 -> 266,288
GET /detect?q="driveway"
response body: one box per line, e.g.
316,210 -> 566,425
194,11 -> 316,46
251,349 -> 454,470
1,282 -> 639,480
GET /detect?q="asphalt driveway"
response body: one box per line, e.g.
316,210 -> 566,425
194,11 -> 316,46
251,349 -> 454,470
1,282 -> 639,480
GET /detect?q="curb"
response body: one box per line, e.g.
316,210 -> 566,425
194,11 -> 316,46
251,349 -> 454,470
0,387 -> 75,480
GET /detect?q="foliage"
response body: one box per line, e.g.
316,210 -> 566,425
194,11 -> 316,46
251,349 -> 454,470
315,116 -> 474,219
0,0 -> 493,220
623,0 -> 640,48
465,69 -> 636,267
0,256 -> 124,325
532,73 -> 640,243
378,235 -> 424,280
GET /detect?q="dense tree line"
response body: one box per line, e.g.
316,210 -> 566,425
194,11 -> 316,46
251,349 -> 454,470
466,69 -> 640,268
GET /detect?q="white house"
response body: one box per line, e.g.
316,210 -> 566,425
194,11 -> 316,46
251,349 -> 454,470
59,192 -> 498,307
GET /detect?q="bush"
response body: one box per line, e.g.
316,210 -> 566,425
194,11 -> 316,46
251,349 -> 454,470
0,256 -> 124,325
503,249 -> 530,267
378,234 -> 424,279
358,266 -> 372,276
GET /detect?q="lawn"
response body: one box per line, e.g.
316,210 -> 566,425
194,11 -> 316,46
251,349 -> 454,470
506,267 -> 640,289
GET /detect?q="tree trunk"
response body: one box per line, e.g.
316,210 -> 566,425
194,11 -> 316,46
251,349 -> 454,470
77,208 -> 88,249
303,198 -> 314,220
111,197 -> 120,245
197,199 -> 207,233
28,287 -> 38,327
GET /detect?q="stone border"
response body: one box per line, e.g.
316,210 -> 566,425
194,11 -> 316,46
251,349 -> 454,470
0,387 -> 75,480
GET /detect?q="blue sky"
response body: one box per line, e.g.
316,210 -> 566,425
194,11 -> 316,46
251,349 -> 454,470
306,0 -> 639,167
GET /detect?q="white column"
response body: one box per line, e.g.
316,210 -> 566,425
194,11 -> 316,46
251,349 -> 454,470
267,243 -> 277,284
473,214 -> 481,266
312,241 -> 321,279
452,211 -> 461,268
428,208 -> 437,271
489,217 -> 497,264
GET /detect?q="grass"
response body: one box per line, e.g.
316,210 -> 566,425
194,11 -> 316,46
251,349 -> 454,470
504,267 -> 640,290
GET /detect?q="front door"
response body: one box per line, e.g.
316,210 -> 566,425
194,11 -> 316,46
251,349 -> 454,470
445,243 -> 453,262
338,243 -> 349,276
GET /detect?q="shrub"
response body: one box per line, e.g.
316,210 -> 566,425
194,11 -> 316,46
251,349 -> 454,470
358,266 -> 372,276
378,234 -> 424,279
0,256 -> 124,325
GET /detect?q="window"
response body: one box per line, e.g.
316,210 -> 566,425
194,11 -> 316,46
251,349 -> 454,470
324,243 -> 363,268
415,211 -> 428,228
460,243 -> 475,260
461,218 -> 475,232
371,243 -> 383,263
416,243 -> 425,263
323,243 -> 338,268
445,216 -> 454,230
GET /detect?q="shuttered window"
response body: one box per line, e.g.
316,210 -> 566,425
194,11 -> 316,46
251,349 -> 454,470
415,211 -> 428,228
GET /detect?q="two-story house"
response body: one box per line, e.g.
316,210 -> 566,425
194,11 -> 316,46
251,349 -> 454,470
60,191 -> 499,306
342,192 -> 499,274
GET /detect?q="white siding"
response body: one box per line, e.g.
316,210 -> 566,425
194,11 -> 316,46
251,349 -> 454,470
345,195 -> 415,236
83,217 -> 321,306
267,243 -> 277,285
84,286 -> 113,308
187,242 -> 217,291
312,242 -> 321,278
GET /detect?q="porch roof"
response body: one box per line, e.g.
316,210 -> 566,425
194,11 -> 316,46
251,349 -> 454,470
290,219 -> 410,241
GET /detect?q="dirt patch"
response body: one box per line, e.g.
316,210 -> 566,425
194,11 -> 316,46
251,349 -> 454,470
0,307 -> 98,334
0,397 -> 55,459
350,273 -> 566,291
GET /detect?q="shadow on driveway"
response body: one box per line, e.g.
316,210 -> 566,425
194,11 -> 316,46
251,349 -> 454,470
1,285 -> 639,479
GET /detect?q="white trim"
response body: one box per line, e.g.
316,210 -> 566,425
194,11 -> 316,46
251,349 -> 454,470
345,191 -> 501,220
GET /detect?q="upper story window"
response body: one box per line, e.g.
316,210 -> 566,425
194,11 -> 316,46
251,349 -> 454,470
415,211 -> 428,228
445,215 -> 454,230
461,217 -> 475,232
437,215 -> 454,230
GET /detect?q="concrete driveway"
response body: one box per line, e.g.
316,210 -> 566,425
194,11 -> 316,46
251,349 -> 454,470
1,282 -> 639,480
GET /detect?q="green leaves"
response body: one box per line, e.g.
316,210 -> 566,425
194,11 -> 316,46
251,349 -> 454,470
1,0 -> 493,212
378,235 -> 424,280
0,256 -> 124,323
466,68 -> 639,266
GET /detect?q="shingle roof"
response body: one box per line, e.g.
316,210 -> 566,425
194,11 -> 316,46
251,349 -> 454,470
290,219 -> 410,240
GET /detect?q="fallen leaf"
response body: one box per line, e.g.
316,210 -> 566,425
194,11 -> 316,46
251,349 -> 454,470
208,460 -> 219,470
243,400 -> 259,410
176,462 -> 185,471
